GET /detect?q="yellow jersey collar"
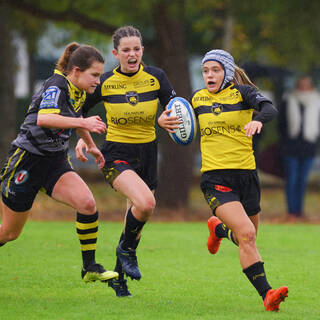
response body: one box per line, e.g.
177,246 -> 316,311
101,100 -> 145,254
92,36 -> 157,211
53,69 -> 83,95
206,83 -> 234,96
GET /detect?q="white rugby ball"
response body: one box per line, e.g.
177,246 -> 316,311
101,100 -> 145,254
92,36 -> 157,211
167,97 -> 197,145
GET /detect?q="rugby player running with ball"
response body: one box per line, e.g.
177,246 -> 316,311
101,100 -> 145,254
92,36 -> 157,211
190,49 -> 288,312
76,26 -> 179,297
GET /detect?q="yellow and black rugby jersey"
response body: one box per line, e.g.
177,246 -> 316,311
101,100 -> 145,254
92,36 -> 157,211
191,84 -> 272,172
13,69 -> 86,155
83,64 -> 175,143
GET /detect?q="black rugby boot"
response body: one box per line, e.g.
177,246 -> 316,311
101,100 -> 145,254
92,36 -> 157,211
116,242 -> 141,280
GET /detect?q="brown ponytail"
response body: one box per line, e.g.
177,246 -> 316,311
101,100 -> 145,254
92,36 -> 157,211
233,64 -> 258,89
56,42 -> 80,73
56,42 -> 104,74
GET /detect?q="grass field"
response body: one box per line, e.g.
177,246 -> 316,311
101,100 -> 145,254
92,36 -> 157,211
0,221 -> 319,320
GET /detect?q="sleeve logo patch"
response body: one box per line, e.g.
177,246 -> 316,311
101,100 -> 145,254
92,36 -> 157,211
40,86 -> 61,109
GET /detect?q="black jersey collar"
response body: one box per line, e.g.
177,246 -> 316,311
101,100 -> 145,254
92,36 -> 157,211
114,64 -> 143,77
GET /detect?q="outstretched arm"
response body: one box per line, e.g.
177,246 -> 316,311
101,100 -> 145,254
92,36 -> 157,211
37,113 -> 106,134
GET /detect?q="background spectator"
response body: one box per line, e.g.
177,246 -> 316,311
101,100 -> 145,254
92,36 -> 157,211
278,75 -> 320,222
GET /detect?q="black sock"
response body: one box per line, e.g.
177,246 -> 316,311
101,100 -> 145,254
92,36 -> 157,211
115,232 -> 142,279
115,232 -> 125,278
76,211 -> 98,269
243,261 -> 272,300
215,223 -> 238,245
132,236 -> 141,250
121,208 -> 145,251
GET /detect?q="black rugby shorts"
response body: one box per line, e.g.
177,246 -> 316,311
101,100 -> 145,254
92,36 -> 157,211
0,145 -> 74,212
200,169 -> 261,216
100,140 -> 158,190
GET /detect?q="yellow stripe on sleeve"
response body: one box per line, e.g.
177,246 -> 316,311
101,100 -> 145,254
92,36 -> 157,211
38,109 -> 61,114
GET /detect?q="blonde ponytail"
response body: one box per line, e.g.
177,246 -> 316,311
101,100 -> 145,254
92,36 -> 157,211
233,64 -> 258,89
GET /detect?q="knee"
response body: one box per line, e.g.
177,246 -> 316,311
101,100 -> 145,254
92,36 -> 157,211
135,196 -> 156,219
237,226 -> 257,248
76,195 -> 97,214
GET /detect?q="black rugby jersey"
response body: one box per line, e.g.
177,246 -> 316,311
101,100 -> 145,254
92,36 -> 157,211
13,70 -> 86,155
191,84 -> 274,172
83,64 -> 175,143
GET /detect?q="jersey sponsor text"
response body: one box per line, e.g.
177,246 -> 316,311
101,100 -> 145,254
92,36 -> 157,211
110,115 -> 156,125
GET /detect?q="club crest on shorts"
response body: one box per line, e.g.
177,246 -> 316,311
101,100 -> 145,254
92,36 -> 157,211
212,103 -> 223,116
126,91 -> 139,106
14,170 -> 29,185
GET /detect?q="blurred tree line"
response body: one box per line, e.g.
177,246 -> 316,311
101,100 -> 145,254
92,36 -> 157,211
1,0 -> 320,211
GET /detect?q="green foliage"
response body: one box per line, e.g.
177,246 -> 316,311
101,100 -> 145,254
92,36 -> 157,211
5,0 -> 320,70
0,222 -> 319,319
185,0 -> 228,52
230,0 -> 320,70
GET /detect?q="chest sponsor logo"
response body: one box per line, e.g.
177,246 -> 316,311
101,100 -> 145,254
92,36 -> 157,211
126,91 -> 139,106
105,83 -> 127,89
14,170 -> 29,185
110,114 -> 155,125
193,96 -> 212,102
212,103 -> 223,116
133,78 -> 155,88
200,124 -> 241,136
218,90 -> 241,102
